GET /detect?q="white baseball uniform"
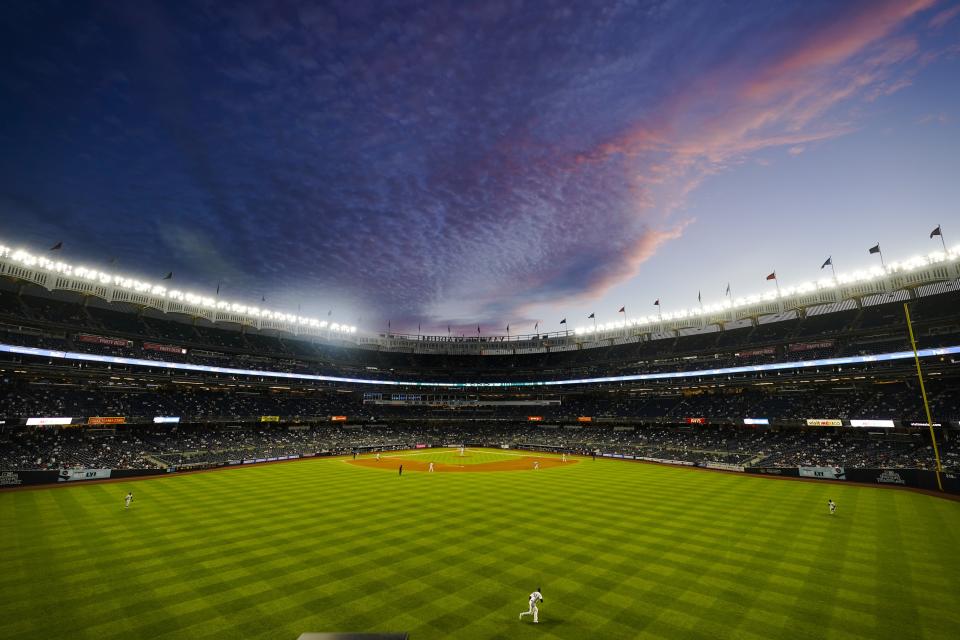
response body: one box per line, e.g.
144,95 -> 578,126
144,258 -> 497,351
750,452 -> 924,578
519,590 -> 543,623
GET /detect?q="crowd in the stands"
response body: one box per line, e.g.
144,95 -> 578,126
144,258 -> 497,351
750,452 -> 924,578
2,287 -> 959,476
2,423 -> 957,472
2,381 -> 958,423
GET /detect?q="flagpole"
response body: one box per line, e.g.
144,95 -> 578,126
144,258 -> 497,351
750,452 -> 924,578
830,261 -> 837,280
872,243 -> 886,268
938,225 -> 947,253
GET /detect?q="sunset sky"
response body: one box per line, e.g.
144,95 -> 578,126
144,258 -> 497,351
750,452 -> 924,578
1,0 -> 958,334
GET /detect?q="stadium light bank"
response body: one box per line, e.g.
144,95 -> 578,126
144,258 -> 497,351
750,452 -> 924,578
572,246 -> 960,336
0,243 -> 357,334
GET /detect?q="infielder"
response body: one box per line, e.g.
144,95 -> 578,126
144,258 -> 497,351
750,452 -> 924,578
376,452 -> 381,462
533,460 -> 540,470
124,492 -> 133,509
428,462 -> 435,472
519,588 -> 543,623
561,452 -> 567,463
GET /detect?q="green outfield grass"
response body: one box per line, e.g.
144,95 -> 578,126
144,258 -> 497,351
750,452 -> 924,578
2,450 -> 959,640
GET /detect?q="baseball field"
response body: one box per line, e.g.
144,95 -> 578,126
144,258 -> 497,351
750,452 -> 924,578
2,448 -> 959,639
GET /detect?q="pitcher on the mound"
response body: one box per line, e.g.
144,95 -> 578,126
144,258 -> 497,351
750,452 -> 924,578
519,588 -> 543,623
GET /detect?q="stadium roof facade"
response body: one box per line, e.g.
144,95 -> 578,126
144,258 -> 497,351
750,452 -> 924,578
2,238 -> 958,355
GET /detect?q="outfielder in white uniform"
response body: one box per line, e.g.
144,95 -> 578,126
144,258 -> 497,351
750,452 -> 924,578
124,492 -> 133,509
519,588 -> 543,623
828,499 -> 836,515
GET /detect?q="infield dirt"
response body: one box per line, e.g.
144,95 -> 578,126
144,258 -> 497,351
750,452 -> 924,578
347,455 -> 574,472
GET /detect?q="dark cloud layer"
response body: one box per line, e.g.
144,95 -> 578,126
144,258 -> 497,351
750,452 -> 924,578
0,0 -> 950,330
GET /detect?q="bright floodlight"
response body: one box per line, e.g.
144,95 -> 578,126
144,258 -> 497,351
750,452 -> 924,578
0,241 -> 356,335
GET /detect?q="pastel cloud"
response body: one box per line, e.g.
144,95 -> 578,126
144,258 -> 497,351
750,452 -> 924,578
929,3 -> 960,29
573,0 -> 939,298
0,0 -> 950,332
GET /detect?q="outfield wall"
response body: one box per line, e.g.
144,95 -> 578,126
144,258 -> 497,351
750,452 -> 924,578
745,466 -> 960,493
0,453 -> 333,487
3,452 -> 959,495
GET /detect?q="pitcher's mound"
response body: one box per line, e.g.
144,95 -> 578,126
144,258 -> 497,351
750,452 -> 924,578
348,456 -> 574,472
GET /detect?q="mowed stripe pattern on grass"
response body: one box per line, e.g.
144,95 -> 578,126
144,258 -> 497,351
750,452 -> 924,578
1,451 -> 959,640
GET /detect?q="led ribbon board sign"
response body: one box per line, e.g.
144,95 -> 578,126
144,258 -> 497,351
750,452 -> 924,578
849,419 -> 896,428
1,343 -> 958,389
26,417 -> 73,426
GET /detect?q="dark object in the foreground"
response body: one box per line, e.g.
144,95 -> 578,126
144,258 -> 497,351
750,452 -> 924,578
298,634 -> 409,640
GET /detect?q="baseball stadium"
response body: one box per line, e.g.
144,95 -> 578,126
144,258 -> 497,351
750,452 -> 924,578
2,238 -> 959,640
3,2 -> 960,639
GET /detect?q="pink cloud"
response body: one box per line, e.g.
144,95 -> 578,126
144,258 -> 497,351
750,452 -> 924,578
745,0 -> 934,99
581,1 -> 935,234
929,3 -> 960,28
561,0 -> 941,305
504,219 -> 693,320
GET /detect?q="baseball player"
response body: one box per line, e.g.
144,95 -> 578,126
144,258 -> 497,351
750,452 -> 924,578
428,462 -> 435,472
124,492 -> 133,509
533,460 -> 540,470
828,499 -> 836,515
376,452 -> 381,462
561,452 -> 567,463
519,588 -> 543,623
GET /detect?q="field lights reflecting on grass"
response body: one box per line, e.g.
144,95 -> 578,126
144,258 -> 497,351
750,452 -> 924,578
1,342 -> 957,388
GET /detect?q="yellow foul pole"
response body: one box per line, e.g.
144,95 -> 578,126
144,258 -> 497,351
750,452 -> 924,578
903,302 -> 943,491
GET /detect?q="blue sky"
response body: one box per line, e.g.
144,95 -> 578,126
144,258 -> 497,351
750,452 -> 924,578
0,0 -> 958,335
